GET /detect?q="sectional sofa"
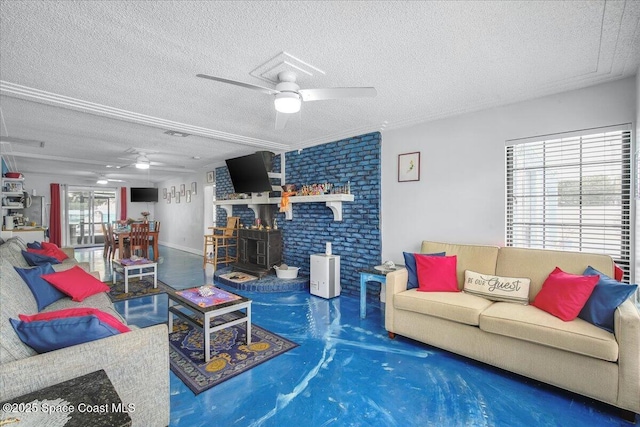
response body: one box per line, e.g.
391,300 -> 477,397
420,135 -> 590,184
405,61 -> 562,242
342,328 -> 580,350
0,237 -> 169,426
385,240 -> 640,417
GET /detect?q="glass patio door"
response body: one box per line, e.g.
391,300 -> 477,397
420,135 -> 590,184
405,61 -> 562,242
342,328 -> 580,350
66,187 -> 117,247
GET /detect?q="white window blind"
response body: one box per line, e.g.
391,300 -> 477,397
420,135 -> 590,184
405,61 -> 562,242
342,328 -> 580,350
506,125 -> 632,281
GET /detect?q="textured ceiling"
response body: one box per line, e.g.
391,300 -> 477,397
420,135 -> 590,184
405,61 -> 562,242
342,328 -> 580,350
0,0 -> 638,184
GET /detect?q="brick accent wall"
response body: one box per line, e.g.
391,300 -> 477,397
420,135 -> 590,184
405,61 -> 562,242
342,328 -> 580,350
216,132 -> 381,300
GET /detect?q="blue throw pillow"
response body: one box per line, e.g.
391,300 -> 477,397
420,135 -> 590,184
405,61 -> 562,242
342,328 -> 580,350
14,264 -> 66,311
579,266 -> 638,333
403,251 -> 446,289
26,241 -> 42,249
21,250 -> 61,266
10,316 -> 121,353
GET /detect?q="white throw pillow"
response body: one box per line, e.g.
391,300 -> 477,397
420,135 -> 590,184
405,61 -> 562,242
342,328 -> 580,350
463,270 -> 530,304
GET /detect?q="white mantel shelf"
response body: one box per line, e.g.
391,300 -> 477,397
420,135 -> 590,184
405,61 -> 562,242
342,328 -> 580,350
215,194 -> 355,221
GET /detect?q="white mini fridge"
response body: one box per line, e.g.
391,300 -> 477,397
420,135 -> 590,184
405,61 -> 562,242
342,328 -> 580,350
310,254 -> 341,299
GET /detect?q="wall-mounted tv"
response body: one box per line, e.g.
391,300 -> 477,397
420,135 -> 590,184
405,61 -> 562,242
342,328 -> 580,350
130,187 -> 158,203
225,153 -> 273,194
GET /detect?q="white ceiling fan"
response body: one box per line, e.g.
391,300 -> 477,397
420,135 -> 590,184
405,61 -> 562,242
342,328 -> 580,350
196,71 -> 377,130
114,151 -> 163,170
93,173 -> 126,185
112,152 -> 194,174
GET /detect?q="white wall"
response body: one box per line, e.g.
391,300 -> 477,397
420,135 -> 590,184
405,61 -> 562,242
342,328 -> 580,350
23,173 -> 154,203
154,172 -> 211,255
22,169 -> 214,256
16,173 -> 156,240
381,77 -> 637,263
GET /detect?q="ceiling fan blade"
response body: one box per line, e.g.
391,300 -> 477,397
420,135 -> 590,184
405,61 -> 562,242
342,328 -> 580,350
298,87 -> 377,102
196,74 -> 279,95
275,111 -> 290,130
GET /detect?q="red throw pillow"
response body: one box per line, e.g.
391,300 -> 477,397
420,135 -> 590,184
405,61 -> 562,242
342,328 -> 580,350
532,267 -> 599,321
415,254 -> 459,292
41,242 -> 69,261
41,266 -> 110,302
19,308 -> 130,333
27,246 -> 67,262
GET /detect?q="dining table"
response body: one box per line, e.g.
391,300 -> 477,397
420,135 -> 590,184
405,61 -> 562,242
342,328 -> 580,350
114,230 -> 160,261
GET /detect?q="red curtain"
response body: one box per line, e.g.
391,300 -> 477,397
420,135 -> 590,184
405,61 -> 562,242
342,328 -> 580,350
49,183 -> 61,246
120,187 -> 127,220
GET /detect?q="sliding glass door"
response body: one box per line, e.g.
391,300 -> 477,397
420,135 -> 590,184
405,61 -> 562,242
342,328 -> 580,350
66,187 -> 117,247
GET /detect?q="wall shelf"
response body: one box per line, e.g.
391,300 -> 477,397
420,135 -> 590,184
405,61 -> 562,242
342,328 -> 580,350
215,194 -> 354,222
2,177 -> 25,212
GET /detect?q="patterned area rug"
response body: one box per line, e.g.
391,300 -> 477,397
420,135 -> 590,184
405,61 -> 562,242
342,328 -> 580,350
169,316 -> 298,395
107,277 -> 173,302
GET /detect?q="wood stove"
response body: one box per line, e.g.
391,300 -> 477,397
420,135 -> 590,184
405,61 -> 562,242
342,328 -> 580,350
233,229 -> 282,277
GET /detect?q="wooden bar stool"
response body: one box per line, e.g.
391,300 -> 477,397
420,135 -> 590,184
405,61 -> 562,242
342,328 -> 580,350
203,216 -> 239,269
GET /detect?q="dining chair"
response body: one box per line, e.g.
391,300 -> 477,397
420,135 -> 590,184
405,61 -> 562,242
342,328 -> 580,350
128,222 -> 150,259
100,222 -> 110,258
203,216 -> 239,269
106,222 -> 120,260
148,221 -> 160,260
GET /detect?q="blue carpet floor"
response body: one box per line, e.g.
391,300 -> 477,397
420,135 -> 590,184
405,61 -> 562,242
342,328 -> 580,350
76,246 -> 638,427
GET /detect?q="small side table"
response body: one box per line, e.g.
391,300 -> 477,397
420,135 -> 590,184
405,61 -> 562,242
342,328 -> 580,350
112,258 -> 157,294
359,266 -> 404,319
168,286 -> 252,362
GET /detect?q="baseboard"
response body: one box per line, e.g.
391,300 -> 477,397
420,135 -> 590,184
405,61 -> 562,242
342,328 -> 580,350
157,241 -> 201,256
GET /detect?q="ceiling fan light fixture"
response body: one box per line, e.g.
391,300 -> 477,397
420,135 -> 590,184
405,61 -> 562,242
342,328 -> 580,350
274,92 -> 301,114
96,178 -> 109,185
135,154 -> 151,169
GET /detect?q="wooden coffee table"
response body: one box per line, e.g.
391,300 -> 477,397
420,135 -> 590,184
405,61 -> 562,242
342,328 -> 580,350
167,286 -> 252,362
112,258 -> 157,294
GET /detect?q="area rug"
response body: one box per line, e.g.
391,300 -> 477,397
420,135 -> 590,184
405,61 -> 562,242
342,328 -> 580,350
218,271 -> 258,284
169,316 -> 298,395
107,277 -> 174,302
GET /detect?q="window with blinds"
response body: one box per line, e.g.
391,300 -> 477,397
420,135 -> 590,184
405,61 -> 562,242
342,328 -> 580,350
506,125 -> 632,281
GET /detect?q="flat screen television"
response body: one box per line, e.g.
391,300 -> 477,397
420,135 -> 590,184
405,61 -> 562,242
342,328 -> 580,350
130,187 -> 158,202
225,153 -> 273,194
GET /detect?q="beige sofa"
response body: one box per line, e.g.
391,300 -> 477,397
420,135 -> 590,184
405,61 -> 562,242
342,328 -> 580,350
385,240 -> 640,417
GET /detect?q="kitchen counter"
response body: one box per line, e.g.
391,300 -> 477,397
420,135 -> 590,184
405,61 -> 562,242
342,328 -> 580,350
1,227 -> 46,242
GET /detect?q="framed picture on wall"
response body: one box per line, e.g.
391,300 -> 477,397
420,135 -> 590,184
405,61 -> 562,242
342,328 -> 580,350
191,181 -> 197,195
398,152 -> 420,182
186,190 -> 192,203
171,186 -> 176,197
180,184 -> 186,196
207,171 -> 215,183
162,188 -> 167,199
